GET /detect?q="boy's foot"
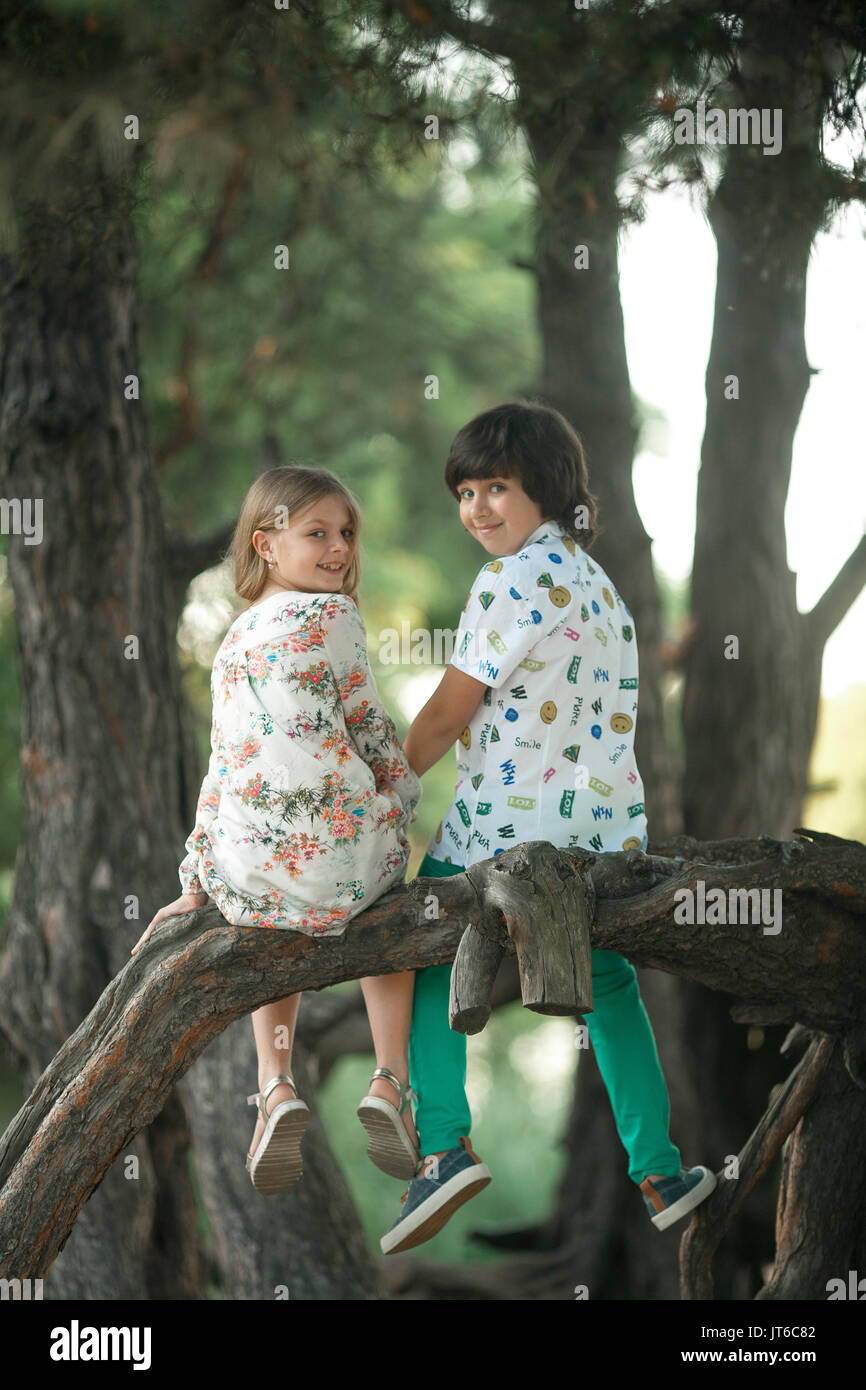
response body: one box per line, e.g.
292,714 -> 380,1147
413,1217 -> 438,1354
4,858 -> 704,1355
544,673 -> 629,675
640,1165 -> 717,1231
380,1138 -> 491,1255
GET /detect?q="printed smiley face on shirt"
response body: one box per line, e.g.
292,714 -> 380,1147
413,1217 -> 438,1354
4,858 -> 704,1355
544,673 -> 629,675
549,586 -> 571,607
602,587 -> 614,608
459,726 -> 471,748
540,700 -> 558,724
622,836 -> 641,850
610,712 -> 633,735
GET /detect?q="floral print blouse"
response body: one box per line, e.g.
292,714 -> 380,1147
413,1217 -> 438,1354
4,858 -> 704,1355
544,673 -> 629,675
178,590 -> 422,933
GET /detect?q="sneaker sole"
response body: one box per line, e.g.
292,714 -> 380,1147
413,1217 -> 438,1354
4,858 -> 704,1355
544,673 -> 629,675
247,1102 -> 310,1195
651,1168 -> 717,1231
357,1099 -> 420,1180
380,1165 -> 492,1255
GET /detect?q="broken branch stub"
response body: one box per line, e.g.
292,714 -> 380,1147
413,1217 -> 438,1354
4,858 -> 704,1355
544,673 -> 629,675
449,907 -> 509,1035
450,841 -> 594,1033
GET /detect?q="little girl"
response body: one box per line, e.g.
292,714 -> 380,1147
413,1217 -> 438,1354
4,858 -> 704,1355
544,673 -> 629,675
132,465 -> 423,1195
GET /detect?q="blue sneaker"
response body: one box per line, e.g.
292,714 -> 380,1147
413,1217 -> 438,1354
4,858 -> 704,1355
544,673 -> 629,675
639,1166 -> 717,1231
380,1138 -> 491,1255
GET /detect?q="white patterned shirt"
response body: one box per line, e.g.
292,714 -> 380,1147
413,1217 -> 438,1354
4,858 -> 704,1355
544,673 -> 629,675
425,519 -> 648,868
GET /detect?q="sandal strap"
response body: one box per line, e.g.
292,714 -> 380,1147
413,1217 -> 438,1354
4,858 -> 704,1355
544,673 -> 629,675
370,1067 -> 416,1116
247,1073 -> 297,1125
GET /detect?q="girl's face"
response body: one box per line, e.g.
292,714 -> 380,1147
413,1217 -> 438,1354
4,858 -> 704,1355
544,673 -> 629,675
457,475 -> 545,556
254,493 -> 356,594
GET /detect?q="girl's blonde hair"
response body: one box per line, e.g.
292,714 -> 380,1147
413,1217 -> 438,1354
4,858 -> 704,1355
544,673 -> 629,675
229,465 -> 362,603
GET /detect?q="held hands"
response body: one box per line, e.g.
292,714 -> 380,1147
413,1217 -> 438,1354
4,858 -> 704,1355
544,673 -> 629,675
130,890 -> 209,956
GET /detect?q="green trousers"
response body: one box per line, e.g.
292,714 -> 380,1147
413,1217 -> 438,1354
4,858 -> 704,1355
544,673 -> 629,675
408,853 -> 682,1185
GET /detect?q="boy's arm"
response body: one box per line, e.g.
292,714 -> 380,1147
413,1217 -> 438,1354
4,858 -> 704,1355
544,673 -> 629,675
404,665 -> 487,776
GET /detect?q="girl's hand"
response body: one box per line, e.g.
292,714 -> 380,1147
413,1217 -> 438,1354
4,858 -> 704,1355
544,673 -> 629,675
130,891 -> 209,956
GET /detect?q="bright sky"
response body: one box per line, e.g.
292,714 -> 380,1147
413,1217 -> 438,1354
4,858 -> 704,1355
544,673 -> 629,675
619,185 -> 866,698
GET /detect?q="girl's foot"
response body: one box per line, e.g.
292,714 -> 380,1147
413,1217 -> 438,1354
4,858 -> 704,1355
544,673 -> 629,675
357,1068 -> 421,1180
249,1078 -> 298,1160
366,1073 -> 419,1151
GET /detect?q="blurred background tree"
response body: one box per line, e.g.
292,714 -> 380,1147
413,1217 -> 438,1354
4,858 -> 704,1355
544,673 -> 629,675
0,0 -> 864,1300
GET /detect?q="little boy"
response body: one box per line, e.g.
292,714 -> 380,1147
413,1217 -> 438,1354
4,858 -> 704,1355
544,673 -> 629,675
380,399 -> 716,1255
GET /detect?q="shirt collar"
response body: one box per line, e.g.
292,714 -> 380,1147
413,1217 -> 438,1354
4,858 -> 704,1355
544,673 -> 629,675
520,518 -> 565,549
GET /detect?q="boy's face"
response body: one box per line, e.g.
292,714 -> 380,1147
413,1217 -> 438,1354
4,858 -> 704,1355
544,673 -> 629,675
457,475 -> 546,556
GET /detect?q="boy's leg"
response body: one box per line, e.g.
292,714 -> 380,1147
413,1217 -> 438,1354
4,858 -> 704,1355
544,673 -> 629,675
408,854 -> 471,1154
584,949 -> 682,1185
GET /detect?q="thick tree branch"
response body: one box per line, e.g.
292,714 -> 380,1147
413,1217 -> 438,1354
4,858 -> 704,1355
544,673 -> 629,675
679,1030 -> 834,1299
0,831 -> 863,1278
803,531 -> 866,651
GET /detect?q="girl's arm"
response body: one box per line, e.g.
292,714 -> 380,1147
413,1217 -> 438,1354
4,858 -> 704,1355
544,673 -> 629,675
403,665 -> 487,777
325,598 -> 422,818
178,754 -> 221,898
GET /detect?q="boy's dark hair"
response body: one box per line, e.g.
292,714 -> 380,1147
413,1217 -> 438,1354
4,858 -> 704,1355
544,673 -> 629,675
444,399 -> 601,549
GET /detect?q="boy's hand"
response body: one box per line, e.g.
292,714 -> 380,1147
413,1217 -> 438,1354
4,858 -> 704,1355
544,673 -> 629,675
404,665 -> 487,776
130,891 -> 209,955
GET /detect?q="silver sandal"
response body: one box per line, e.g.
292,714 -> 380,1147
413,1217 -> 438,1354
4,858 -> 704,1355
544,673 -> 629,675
357,1066 -> 420,1180
245,1073 -> 310,1195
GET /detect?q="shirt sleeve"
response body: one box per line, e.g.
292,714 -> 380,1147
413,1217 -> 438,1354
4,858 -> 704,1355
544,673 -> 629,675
449,560 -> 574,689
320,596 -> 422,824
178,750 -> 221,896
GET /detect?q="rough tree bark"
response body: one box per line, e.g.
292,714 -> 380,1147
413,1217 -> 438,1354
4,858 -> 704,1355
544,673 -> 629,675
1,833 -> 863,1298
0,174 -> 377,1300
679,1 -> 866,1297
0,191 -> 205,1299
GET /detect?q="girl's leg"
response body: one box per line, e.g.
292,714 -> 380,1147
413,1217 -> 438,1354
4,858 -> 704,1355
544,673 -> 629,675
249,992 -> 303,1158
360,970 -> 419,1150
584,949 -> 682,1184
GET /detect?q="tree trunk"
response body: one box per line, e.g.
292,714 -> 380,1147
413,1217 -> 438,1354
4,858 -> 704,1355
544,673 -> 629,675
683,137 -> 824,842
0,185 -> 378,1299
0,192 -> 206,1298
757,1036 -> 866,1300
679,12 -> 844,1299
